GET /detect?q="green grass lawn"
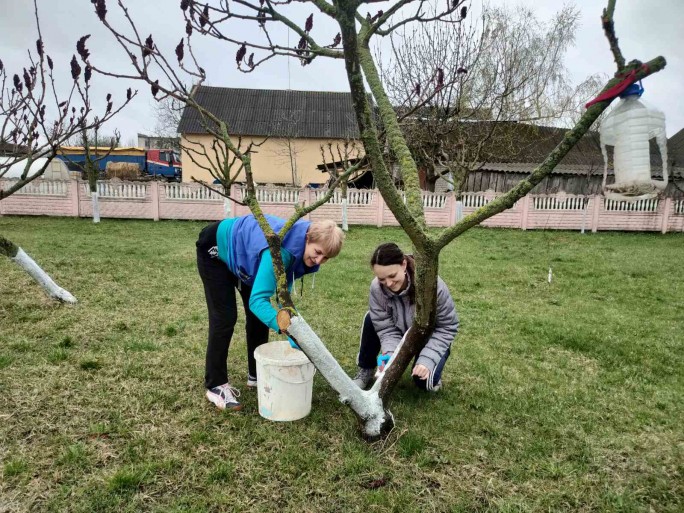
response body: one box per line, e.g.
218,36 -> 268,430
0,216 -> 682,512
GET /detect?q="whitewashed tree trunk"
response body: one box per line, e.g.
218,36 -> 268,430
11,248 -> 77,303
223,198 -> 232,218
341,198 -> 349,232
455,200 -> 464,222
287,316 -> 392,439
91,191 -> 101,223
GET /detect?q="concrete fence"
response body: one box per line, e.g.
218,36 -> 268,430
1,178 -> 683,233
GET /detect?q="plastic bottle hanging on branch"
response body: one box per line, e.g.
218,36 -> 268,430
600,82 -> 668,202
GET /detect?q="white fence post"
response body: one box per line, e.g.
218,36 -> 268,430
591,195 -> 602,232
376,190 -> 384,227
72,178 -> 80,218
661,197 -> 672,234
521,195 -> 531,230
150,181 -> 160,221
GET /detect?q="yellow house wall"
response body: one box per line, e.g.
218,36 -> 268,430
181,134 -> 363,185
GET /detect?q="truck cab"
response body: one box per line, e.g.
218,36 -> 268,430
147,149 -> 182,182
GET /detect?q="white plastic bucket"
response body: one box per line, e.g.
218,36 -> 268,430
253,340 -> 316,421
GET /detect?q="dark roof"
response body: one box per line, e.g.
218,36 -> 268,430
178,86 -> 360,139
668,128 -> 684,165
405,120 -> 607,173
452,122 -> 676,176
479,123 -> 604,167
0,140 -> 29,156
476,162 -> 682,179
478,162 -> 601,175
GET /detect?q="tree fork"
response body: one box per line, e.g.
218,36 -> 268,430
336,2 -> 427,247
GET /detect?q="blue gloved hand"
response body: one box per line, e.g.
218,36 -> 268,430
287,336 -> 301,350
376,353 -> 391,372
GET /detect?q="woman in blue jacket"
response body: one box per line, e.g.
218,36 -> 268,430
196,214 -> 344,411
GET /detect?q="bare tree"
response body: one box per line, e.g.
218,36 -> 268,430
60,124 -> 121,223
381,4 -> 607,193
320,140 -> 362,231
271,112 -> 303,187
0,0 -> 134,303
150,96 -> 183,151
87,0 -> 665,439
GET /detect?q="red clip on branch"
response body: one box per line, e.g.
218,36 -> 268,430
585,64 -> 650,108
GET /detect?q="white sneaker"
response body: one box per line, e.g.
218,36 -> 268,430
246,375 -> 257,389
206,383 -> 242,411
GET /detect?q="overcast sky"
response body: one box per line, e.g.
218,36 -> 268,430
1,0 -> 682,145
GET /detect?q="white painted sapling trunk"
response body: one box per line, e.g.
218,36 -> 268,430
223,198 -> 232,218
286,315 -> 392,438
341,198 -> 349,232
11,248 -> 77,303
91,191 -> 100,223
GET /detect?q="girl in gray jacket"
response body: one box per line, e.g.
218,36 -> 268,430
352,242 -> 459,391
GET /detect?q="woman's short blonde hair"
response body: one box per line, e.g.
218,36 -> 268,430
307,219 -> 345,258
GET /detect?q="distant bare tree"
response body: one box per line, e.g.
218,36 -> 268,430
382,4 -> 605,193
320,140 -> 363,231
0,0 -> 134,302
151,96 -> 183,151
271,112 -> 303,187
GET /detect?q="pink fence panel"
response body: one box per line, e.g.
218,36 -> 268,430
597,197 -> 665,232
459,191 -> 522,229
526,194 -> 591,230
668,199 -> 684,232
308,189 -> 379,225
0,179 -> 75,217
159,183 -> 226,221
423,192 -> 452,227
233,186 -> 300,219
380,191 -> 454,227
480,209 -> 523,228
2,179 -> 683,233
79,181 -> 151,219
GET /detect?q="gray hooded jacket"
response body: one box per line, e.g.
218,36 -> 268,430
368,274 -> 459,373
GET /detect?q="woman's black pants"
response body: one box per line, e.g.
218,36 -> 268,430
196,222 -> 269,389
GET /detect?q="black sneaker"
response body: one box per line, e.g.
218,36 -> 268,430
206,383 -> 241,411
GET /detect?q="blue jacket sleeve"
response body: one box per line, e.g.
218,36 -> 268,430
248,249 -> 294,332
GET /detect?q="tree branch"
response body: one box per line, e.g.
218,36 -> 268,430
602,0 -> 625,70
435,56 -> 667,249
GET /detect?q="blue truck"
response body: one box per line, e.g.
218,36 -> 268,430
57,147 -> 182,181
